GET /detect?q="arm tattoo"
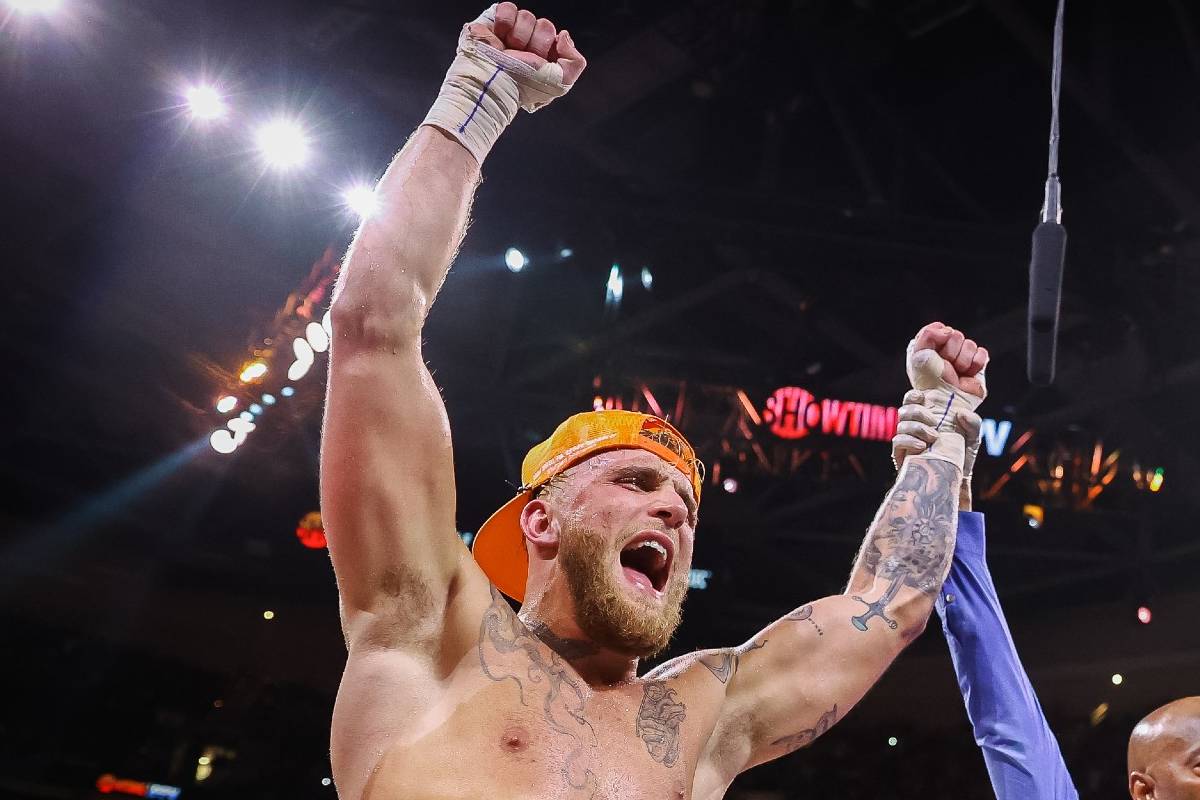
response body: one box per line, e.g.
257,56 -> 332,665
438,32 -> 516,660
849,458 -> 957,631
786,604 -> 823,635
770,704 -> 838,755
636,681 -> 687,767
698,640 -> 766,685
478,587 -> 598,793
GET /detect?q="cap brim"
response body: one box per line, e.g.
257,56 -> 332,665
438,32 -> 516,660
471,489 -> 532,603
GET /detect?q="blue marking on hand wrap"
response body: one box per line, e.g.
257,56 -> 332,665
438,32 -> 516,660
935,391 -> 956,431
458,65 -> 504,134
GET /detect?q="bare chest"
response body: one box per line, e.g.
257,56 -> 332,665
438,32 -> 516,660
352,648 -> 715,800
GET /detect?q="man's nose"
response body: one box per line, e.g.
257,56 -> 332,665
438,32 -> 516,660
650,492 -> 687,529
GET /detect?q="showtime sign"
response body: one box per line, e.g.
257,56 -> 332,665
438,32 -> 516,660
761,386 -> 1012,457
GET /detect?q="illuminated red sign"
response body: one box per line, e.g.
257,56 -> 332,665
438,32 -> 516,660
96,775 -> 181,799
762,387 -> 898,442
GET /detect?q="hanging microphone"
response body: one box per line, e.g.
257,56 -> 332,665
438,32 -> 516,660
1027,0 -> 1067,386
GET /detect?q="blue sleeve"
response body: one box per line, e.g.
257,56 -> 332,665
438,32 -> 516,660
935,512 -> 1079,800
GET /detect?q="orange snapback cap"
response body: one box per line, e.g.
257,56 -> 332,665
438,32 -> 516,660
471,409 -> 703,602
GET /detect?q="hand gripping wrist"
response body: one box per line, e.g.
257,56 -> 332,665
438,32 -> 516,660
903,339 -> 986,470
421,5 -> 572,164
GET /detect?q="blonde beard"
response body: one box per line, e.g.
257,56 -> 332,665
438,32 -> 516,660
558,525 -> 688,659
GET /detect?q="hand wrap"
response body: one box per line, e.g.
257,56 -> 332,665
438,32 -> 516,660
896,340 -> 987,470
421,5 -> 571,163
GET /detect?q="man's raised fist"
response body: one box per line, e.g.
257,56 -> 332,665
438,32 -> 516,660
467,2 -> 587,86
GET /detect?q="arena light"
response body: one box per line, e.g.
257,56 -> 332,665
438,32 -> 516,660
305,320 -> 329,353
262,610 -> 275,621
321,778 -> 332,787
239,359 -> 268,383
215,395 -> 237,413
1022,503 -> 1044,529
209,429 -> 237,455
185,85 -> 226,121
248,403 -> 263,416
558,247 -> 574,259
288,336 -> 314,381
641,266 -> 654,290
261,393 -> 276,406
341,184 -> 378,220
6,0 -> 62,13
722,477 -> 739,494
605,264 -> 624,306
887,736 -> 899,747
255,119 -> 309,169
504,247 -> 528,273
1137,605 -> 1152,625
280,386 -> 295,397
1111,673 -> 1124,686
1149,467 -> 1164,492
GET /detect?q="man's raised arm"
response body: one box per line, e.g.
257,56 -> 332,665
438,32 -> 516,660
686,324 -> 989,781
320,3 -> 586,651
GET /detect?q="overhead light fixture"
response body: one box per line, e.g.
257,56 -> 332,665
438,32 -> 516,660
504,247 -> 528,273
185,85 -> 226,121
255,119 -> 309,169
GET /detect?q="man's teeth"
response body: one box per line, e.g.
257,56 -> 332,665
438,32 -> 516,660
634,540 -> 668,564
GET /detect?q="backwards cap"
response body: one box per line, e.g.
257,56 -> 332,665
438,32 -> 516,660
471,409 -> 704,602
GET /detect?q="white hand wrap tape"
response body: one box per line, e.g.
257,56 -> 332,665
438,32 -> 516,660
904,339 -> 986,469
421,5 -> 571,164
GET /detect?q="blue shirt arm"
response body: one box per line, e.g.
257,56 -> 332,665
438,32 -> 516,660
935,512 -> 1079,800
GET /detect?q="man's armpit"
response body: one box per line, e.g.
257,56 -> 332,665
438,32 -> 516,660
351,564 -> 439,649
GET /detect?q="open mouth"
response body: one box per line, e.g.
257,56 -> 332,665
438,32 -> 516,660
619,532 -> 673,594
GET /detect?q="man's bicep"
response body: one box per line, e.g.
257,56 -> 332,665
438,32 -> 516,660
721,594 -> 912,771
320,338 -> 480,643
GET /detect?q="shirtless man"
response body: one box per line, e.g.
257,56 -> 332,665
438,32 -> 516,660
320,5 -> 989,797
1129,697 -> 1200,799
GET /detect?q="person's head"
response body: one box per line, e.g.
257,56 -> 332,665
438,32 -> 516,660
519,447 -> 697,658
471,410 -> 703,659
1128,696 -> 1200,800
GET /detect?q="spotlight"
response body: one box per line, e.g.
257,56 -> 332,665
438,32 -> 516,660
239,360 -> 268,383
887,736 -> 898,747
1111,673 -> 1124,686
722,477 -> 739,494
209,429 -> 237,455
504,247 -> 528,273
605,264 -> 624,306
185,85 -> 226,121
288,336 -> 314,381
215,395 -> 238,413
261,393 -> 276,405
641,266 -> 653,290
1022,503 -> 1044,529
248,403 -> 263,416
6,0 -> 62,13
1149,467 -> 1164,493
262,610 -> 275,621
280,386 -> 295,397
342,184 -> 378,220
255,119 -> 309,169
305,320 -> 329,353
1137,605 -> 1152,625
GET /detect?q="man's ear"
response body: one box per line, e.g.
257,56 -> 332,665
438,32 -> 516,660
1129,770 -> 1154,800
520,498 -> 560,556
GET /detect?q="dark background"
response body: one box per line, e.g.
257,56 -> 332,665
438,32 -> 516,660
2,0 -> 1199,798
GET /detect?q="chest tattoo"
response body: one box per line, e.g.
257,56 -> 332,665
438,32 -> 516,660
635,681 -> 687,767
478,587 -> 598,794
